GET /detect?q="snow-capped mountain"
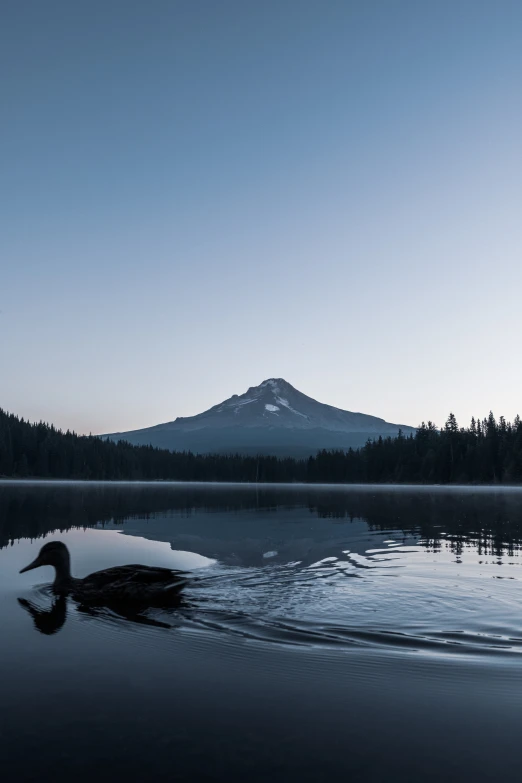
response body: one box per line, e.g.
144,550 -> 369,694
105,378 -> 414,457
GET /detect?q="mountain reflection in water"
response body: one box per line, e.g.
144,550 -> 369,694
3,481 -> 522,558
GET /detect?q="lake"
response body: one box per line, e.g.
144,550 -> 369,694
2,481 -> 522,782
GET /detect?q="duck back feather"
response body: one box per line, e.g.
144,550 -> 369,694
73,565 -> 190,605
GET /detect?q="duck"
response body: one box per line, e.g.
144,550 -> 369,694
19,541 -> 189,607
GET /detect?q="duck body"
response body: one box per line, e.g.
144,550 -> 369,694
68,564 -> 189,606
20,541 -> 189,607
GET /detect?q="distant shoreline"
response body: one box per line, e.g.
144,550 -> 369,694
2,478 -> 522,491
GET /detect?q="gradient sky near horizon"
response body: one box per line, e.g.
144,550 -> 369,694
2,0 -> 522,435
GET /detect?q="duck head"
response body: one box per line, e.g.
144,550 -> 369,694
20,541 -> 71,582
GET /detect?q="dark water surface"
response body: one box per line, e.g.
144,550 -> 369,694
2,481 -> 522,782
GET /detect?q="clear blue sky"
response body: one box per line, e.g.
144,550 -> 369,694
2,1 -> 521,434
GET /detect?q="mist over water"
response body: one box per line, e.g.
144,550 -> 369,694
3,481 -> 522,781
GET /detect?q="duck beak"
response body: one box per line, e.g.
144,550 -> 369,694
20,556 -> 43,574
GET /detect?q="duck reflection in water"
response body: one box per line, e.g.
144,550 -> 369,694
18,540 -> 190,634
18,595 -> 68,635
17,593 -> 182,633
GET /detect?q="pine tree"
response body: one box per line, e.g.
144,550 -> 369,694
445,413 -> 458,433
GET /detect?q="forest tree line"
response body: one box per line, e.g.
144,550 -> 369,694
1,407 -> 522,484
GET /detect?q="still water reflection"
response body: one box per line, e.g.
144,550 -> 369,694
3,481 -> 522,782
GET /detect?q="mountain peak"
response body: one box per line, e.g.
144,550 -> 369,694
257,377 -> 289,389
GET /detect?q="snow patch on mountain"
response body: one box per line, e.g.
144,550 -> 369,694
274,395 -> 308,419
218,397 -> 257,414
